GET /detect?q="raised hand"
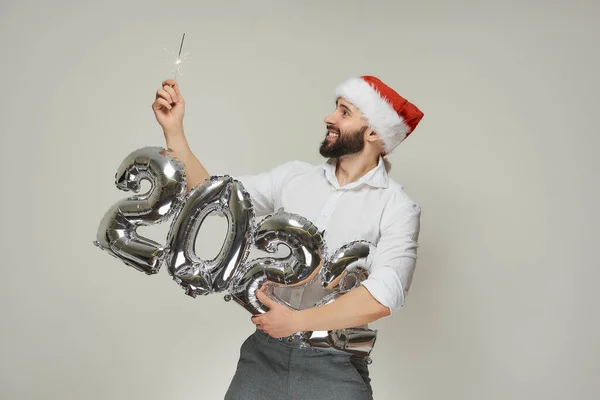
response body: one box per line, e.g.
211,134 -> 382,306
152,79 -> 185,136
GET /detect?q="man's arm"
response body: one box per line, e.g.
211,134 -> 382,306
359,202 -> 421,313
163,127 -> 209,192
253,257 -> 416,337
290,286 -> 390,330
152,79 -> 209,191
252,201 -> 421,337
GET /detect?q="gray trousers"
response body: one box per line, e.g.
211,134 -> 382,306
225,329 -> 373,399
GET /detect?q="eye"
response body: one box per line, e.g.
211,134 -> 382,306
342,109 -> 349,116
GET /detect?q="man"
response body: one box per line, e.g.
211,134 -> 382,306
152,75 -> 423,399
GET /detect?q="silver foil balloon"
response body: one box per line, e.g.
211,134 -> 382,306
301,328 -> 378,358
165,176 -> 255,297
261,265 -> 378,358
259,240 -> 377,312
227,209 -> 326,314
300,268 -> 378,358
320,240 -> 377,290
305,241 -> 378,358
314,267 -> 371,308
94,146 -> 186,274
288,241 -> 379,358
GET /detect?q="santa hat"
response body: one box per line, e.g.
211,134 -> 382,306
335,76 -> 424,155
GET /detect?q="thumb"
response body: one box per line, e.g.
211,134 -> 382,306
256,289 -> 276,306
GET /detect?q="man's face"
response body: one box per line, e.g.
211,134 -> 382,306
320,98 -> 370,158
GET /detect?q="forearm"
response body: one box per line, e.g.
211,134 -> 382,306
164,127 -> 210,191
295,286 -> 391,332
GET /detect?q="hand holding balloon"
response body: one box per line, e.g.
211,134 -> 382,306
251,289 -> 301,338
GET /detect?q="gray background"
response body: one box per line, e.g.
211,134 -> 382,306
1,0 -> 598,399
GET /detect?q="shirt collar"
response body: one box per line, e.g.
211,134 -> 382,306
320,156 -> 389,190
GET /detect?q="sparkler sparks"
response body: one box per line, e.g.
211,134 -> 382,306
163,33 -> 189,80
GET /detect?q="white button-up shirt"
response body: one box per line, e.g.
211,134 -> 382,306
236,156 -> 421,315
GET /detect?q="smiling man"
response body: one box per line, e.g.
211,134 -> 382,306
152,75 -> 424,399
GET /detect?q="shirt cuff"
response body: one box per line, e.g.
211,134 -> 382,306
361,274 -> 405,318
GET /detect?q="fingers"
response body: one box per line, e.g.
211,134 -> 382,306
256,290 -> 265,302
251,315 -> 262,328
161,79 -> 184,102
156,88 -> 174,104
152,98 -> 172,111
170,81 -> 183,99
163,85 -> 178,103
256,289 -> 271,303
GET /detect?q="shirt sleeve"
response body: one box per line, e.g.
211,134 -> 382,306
361,201 -> 422,315
233,160 -> 310,217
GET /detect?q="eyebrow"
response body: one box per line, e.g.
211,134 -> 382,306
338,103 -> 352,114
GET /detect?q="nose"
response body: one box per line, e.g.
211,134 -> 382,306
324,110 -> 336,126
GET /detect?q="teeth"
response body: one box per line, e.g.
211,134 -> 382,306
328,132 -> 339,137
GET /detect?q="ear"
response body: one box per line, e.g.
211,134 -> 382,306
366,129 -> 380,143
366,130 -> 386,154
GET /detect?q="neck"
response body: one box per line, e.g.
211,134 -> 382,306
334,152 -> 379,187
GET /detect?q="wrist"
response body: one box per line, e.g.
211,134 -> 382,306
294,309 -> 310,332
164,128 -> 190,155
163,124 -> 184,139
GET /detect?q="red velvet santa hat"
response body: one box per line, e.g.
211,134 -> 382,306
335,76 -> 424,155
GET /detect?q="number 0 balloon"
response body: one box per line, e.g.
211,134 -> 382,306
165,175 -> 255,297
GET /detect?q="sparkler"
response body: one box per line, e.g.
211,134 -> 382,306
164,33 -> 189,81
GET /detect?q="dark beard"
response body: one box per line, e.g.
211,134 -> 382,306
319,125 -> 368,158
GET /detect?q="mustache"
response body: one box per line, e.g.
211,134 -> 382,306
326,125 -> 339,133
